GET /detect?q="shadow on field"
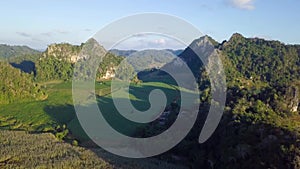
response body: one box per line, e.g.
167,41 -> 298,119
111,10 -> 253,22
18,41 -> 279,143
138,70 -> 179,86
95,82 -> 186,136
42,81 -> 198,169
42,103 -> 188,169
42,80 -> 196,140
44,104 -> 76,125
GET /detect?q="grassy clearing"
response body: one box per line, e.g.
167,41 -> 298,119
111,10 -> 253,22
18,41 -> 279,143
0,81 -> 74,132
0,79 -> 196,140
68,80 -> 191,141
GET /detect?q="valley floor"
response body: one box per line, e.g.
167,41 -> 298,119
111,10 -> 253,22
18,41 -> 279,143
0,80 -> 190,169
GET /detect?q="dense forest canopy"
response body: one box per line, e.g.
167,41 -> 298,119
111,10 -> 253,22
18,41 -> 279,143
0,62 -> 47,104
162,33 -> 300,169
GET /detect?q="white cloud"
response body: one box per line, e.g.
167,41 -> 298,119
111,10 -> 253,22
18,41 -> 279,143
154,38 -> 166,45
228,0 -> 255,10
112,36 -> 185,50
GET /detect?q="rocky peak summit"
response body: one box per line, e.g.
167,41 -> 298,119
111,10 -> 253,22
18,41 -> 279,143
42,38 -> 106,63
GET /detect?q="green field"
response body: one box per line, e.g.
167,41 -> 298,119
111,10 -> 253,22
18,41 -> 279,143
0,81 -> 76,131
0,79 -> 193,142
0,78 -> 191,169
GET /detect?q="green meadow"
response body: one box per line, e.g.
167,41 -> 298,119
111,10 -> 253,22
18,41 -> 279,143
0,78 -> 195,143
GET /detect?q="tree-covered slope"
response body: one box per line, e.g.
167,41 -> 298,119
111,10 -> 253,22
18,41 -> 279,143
0,62 -> 47,104
36,39 -> 128,82
221,33 -> 300,86
168,34 -> 300,169
35,56 -> 74,81
35,41 -> 88,81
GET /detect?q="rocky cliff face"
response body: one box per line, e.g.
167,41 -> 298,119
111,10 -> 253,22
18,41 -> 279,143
73,38 -> 108,80
42,38 -> 108,64
42,43 -> 83,63
165,35 -> 223,83
179,35 -> 215,68
78,38 -> 107,61
286,86 -> 299,113
101,66 -> 116,79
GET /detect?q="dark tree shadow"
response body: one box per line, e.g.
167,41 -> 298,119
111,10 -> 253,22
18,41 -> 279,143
138,69 -> 179,86
43,104 -> 76,125
10,60 -> 36,75
42,79 -> 201,169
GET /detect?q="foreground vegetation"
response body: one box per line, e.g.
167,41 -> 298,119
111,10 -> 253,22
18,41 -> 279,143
0,62 -> 47,104
0,130 -> 112,169
0,130 -> 187,169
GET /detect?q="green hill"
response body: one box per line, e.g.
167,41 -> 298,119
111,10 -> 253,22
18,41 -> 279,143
36,39 -> 126,81
0,62 -> 47,104
166,33 -> 300,169
221,33 -> 300,85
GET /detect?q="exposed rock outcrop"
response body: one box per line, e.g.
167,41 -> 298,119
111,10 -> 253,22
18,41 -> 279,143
286,86 -> 299,113
42,38 -> 108,64
42,43 -> 83,63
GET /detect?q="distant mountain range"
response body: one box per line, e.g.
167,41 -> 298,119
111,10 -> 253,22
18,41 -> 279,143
0,44 -> 40,59
109,49 -> 183,57
109,49 -> 184,72
109,49 -> 137,57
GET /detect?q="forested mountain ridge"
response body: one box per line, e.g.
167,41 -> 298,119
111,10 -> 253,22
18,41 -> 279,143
220,33 -> 300,114
35,39 -> 123,81
221,33 -> 300,86
177,33 -> 299,113
0,44 -> 40,60
171,33 -> 300,169
109,49 -> 137,57
35,42 -> 84,81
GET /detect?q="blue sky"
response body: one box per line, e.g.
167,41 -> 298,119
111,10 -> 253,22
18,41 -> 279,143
0,0 -> 299,49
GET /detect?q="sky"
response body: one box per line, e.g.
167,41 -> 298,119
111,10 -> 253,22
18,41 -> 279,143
0,0 -> 299,50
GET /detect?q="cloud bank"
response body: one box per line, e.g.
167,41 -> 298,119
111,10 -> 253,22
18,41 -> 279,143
228,0 -> 255,10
